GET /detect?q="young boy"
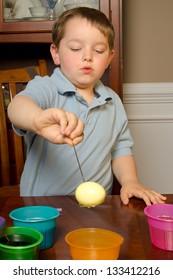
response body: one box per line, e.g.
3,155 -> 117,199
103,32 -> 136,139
8,7 -> 166,205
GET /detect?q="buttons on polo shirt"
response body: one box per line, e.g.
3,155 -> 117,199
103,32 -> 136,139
76,96 -> 83,102
75,94 -> 88,107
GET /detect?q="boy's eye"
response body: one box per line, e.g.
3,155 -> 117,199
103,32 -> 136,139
94,49 -> 104,53
70,48 -> 81,51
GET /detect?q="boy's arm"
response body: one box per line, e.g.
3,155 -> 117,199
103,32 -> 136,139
112,155 -> 167,205
7,95 -> 84,146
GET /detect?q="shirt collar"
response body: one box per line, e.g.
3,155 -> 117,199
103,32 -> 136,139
52,67 -> 113,103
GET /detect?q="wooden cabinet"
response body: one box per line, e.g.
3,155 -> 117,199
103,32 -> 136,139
0,0 -> 122,96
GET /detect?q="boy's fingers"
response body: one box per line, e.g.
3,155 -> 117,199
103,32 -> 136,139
63,116 -> 84,139
70,120 -> 84,139
59,111 -> 79,135
72,135 -> 84,146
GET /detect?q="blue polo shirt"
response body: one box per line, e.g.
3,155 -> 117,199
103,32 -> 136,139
15,68 -> 133,196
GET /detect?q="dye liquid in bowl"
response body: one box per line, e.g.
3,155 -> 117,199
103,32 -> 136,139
0,234 -> 37,246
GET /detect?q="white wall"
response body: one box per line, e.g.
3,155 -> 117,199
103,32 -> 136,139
123,83 -> 173,194
123,0 -> 173,83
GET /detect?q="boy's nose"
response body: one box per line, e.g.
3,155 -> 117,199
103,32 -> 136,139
82,52 -> 93,62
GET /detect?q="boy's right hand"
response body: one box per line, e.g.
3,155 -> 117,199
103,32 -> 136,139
33,108 -> 84,146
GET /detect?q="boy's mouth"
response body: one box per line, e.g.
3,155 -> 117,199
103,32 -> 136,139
82,67 -> 93,74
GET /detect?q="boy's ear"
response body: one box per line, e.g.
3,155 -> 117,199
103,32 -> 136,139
106,49 -> 116,68
50,44 -> 60,65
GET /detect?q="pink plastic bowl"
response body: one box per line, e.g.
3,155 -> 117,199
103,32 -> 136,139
144,204 -> 173,251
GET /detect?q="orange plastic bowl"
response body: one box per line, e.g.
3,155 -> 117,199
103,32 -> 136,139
65,228 -> 124,260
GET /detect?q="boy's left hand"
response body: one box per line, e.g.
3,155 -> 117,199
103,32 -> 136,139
120,183 -> 167,206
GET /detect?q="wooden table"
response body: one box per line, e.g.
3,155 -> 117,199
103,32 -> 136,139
0,194 -> 173,260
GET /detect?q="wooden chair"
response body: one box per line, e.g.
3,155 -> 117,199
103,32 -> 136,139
0,185 -> 20,197
0,59 -> 48,191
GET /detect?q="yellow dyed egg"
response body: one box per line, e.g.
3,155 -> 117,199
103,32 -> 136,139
75,182 -> 106,208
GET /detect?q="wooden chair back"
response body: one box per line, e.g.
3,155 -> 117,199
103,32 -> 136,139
0,59 -> 48,188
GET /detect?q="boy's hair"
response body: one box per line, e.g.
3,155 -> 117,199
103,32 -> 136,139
52,7 -> 115,51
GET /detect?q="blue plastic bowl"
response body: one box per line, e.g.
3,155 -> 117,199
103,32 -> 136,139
9,206 -> 60,250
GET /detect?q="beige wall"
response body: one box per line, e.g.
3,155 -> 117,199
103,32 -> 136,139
123,0 -> 173,83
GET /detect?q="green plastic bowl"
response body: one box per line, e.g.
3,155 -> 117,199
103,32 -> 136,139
0,226 -> 43,260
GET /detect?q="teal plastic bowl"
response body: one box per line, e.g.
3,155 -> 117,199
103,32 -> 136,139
0,226 -> 43,260
9,206 -> 60,250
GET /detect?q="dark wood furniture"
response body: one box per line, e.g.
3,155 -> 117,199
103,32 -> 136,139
0,60 -> 48,187
1,192 -> 173,260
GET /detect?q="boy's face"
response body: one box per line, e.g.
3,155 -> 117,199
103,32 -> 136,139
51,17 -> 114,92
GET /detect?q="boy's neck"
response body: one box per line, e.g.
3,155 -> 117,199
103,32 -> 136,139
76,87 -> 95,105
